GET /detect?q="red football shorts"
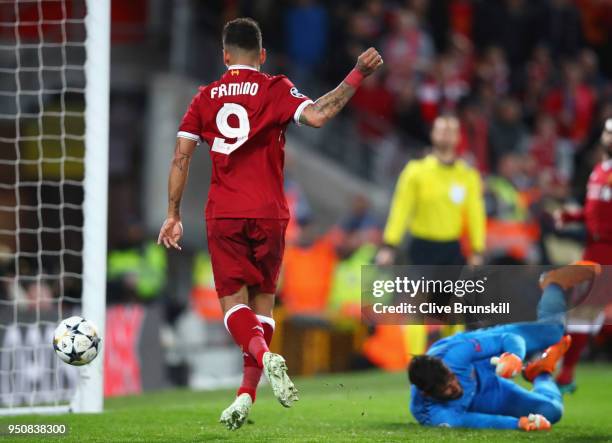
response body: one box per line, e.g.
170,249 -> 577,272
206,218 -> 288,298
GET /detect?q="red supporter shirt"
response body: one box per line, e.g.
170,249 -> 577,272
178,65 -> 313,219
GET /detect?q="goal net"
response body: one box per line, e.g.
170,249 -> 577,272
0,0 -> 108,415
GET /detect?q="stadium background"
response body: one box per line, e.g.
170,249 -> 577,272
1,0 -> 611,398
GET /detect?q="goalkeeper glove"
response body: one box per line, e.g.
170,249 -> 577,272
518,414 -> 551,431
490,352 -> 522,378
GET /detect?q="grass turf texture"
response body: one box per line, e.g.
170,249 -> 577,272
0,364 -> 610,442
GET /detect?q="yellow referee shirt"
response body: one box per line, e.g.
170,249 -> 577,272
383,154 -> 486,253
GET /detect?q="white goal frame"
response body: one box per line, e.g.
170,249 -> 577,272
70,0 -> 110,414
0,0 -> 109,416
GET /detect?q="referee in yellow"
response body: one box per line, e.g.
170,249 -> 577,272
377,115 -> 486,266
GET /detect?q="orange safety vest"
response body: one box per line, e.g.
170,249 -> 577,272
281,237 -> 337,314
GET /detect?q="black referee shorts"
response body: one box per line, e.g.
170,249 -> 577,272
408,236 -> 466,266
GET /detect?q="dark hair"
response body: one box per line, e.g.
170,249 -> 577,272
222,18 -> 262,52
408,355 -> 451,395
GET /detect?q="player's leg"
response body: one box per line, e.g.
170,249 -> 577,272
484,262 -> 600,356
220,289 -> 271,367
556,329 -> 589,393
247,219 -> 298,407
466,284 -> 567,356
207,219 -> 274,429
495,375 -> 563,424
233,292 -> 275,404
556,248 -> 607,392
207,218 -> 271,368
218,287 -> 271,430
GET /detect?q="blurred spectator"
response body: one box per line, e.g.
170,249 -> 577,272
284,176 -> 313,245
448,0 -> 474,39
0,245 -> 12,302
328,229 -> 378,319
190,251 -> 223,322
447,33 -> 476,83
350,71 -> 395,141
528,113 -> 575,180
486,153 -> 528,222
383,8 -> 434,93
107,222 -> 167,303
579,49 -> 607,93
521,45 -> 555,126
418,54 -> 469,124
574,0 -> 612,51
280,221 -> 337,315
350,71 -> 396,179
541,0 -> 583,58
488,97 -> 529,170
475,46 -> 510,97
394,79 -> 428,145
358,0 -> 386,41
338,194 -> 379,235
457,97 -> 489,174
493,0 -> 536,69
284,0 -> 328,87
543,60 -> 596,145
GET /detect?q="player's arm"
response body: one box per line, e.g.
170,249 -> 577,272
157,137 -> 198,250
445,333 -> 526,372
299,47 -> 383,128
376,162 -> 417,264
466,170 -> 485,266
553,206 -> 584,229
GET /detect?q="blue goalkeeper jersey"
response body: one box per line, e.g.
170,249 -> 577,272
410,329 -> 526,430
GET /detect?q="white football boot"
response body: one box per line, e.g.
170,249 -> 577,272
219,393 -> 252,431
262,352 -> 299,407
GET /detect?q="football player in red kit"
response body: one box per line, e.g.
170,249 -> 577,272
554,118 -> 612,392
157,18 -> 383,430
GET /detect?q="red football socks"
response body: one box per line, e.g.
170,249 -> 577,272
236,315 -> 275,402
557,332 -> 590,385
224,304 -> 270,369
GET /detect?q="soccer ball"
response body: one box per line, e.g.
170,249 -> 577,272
53,316 -> 100,366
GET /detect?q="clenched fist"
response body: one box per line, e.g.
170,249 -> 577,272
356,47 -> 384,77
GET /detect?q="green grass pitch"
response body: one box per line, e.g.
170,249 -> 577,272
1,364 -> 610,442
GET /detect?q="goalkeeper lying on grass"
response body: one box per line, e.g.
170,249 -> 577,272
408,262 -> 600,432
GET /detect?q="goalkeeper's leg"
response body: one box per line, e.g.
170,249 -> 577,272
487,262 -> 600,356
496,375 -> 563,424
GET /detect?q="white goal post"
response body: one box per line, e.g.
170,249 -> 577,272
0,0 -> 109,415
71,0 -> 109,414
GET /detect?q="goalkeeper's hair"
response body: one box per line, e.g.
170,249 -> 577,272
408,355 -> 451,395
223,17 -> 262,52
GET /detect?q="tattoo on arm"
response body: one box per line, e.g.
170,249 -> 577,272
167,139 -> 194,217
172,140 -> 192,171
300,82 -> 356,126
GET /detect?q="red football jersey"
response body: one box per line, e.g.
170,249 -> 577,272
178,65 -> 313,219
584,160 -> 612,243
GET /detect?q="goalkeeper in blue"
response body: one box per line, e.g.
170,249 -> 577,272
408,262 -> 600,432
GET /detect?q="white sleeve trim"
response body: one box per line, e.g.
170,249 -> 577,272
293,99 -> 314,126
177,131 -> 201,144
